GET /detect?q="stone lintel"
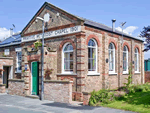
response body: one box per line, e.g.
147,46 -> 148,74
8,79 -> 24,82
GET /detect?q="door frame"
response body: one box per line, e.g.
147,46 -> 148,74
2,65 -> 12,88
31,61 -> 39,95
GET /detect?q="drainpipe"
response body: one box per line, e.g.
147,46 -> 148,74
75,34 -> 77,93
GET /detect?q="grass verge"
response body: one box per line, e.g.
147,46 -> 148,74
99,91 -> 150,113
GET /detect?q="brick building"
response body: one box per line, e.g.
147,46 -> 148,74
0,2 -> 144,102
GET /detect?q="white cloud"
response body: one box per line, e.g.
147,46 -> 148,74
0,27 -> 12,41
116,26 -> 138,35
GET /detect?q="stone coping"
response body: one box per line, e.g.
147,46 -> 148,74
0,84 -> 6,86
57,73 -> 77,76
44,80 -> 73,83
8,79 -> 24,82
0,57 -> 13,59
82,92 -> 91,95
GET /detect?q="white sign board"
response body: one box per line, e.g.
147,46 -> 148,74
15,48 -> 22,52
22,25 -> 81,42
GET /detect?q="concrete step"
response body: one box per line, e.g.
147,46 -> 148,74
70,101 -> 83,106
26,95 -> 39,99
5,88 -> 8,94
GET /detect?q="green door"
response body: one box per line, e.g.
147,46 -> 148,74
32,62 -> 39,95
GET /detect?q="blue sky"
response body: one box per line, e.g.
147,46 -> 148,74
0,0 -> 150,58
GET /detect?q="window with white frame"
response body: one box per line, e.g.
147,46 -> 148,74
88,39 -> 97,73
4,49 -> 9,55
16,51 -> 22,72
62,43 -> 73,73
123,46 -> 128,73
135,48 -> 139,72
109,43 -> 115,73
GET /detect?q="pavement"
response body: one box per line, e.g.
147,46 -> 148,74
0,93 -> 136,113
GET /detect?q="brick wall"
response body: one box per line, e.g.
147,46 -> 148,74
44,80 -> 72,103
8,79 -> 25,96
0,84 -> 5,93
83,92 -> 91,105
23,5 -> 80,36
145,71 -> 150,83
0,45 -> 22,79
82,26 -> 144,92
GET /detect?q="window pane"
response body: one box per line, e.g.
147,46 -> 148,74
88,59 -> 96,71
70,61 -> 73,71
88,59 -> 91,71
123,52 -> 127,71
88,39 -> 96,47
109,43 -> 113,49
123,61 -> 127,71
92,59 -> 96,71
88,47 -> 96,71
64,44 -> 73,51
88,48 -> 90,58
18,62 -> 22,70
70,52 -> 73,60
92,48 -> 96,59
135,54 -> 137,71
63,43 -> 73,72
16,52 -> 22,71
109,49 -> 114,71
64,61 -> 69,71
64,53 -> 69,60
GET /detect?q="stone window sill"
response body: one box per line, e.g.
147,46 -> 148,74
135,72 -> 141,74
87,73 -> 100,76
123,72 -> 129,75
15,71 -> 22,74
109,72 -> 117,75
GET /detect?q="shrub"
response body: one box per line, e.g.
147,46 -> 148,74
134,85 -> 144,92
89,89 -> 115,106
34,40 -> 42,49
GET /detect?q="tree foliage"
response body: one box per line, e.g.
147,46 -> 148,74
140,26 -> 150,51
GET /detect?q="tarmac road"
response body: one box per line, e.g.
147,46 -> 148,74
0,93 -> 136,113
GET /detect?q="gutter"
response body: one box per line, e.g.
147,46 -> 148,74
84,23 -> 144,42
0,42 -> 21,48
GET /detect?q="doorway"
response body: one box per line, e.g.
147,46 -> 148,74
3,66 -> 11,88
31,61 -> 39,95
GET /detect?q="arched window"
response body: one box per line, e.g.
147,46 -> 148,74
62,43 -> 73,73
88,39 -> 97,73
123,46 -> 128,73
109,43 -> 115,73
135,48 -> 139,72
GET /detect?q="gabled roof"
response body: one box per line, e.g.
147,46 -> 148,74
21,2 -> 143,42
21,2 -> 84,35
0,33 -> 21,47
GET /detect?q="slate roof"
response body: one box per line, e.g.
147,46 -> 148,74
0,33 -> 21,47
83,18 -> 144,42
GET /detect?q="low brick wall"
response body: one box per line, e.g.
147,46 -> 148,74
8,79 -> 25,96
145,71 -> 150,83
0,84 -> 6,93
83,92 -> 91,105
72,92 -> 83,101
44,80 -> 72,103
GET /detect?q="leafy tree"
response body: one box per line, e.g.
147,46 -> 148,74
140,26 -> 150,51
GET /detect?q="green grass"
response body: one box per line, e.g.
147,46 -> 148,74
99,91 -> 150,113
